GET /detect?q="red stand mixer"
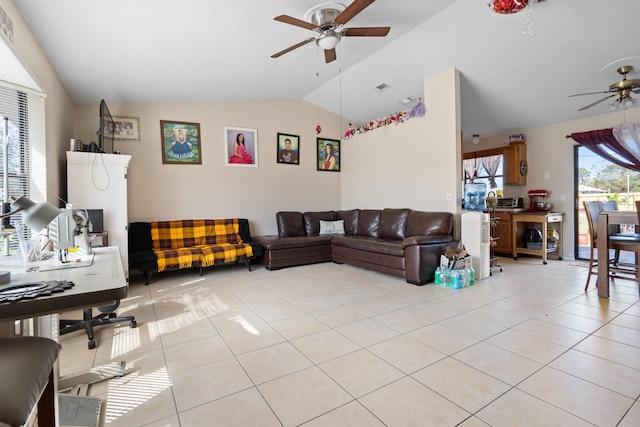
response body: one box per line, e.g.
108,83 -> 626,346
528,189 -> 551,212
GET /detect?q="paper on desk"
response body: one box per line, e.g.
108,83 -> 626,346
37,253 -> 95,271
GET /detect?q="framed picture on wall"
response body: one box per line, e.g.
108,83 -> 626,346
277,133 -> 299,165
317,137 -> 340,172
160,120 -> 202,164
106,116 -> 140,141
225,126 -> 258,167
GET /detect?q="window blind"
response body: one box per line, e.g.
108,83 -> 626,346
0,84 -> 46,252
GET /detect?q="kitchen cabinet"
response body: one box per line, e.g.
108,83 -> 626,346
492,211 -> 513,254
503,141 -> 527,186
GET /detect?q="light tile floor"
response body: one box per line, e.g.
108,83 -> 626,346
57,257 -> 640,426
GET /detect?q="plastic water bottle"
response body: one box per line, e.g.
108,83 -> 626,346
442,270 -> 452,287
452,271 -> 462,289
460,269 -> 469,288
468,266 -> 475,285
434,267 -> 443,285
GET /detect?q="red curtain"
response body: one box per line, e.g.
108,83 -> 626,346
570,128 -> 640,172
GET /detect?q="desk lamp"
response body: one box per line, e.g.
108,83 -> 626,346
0,196 -> 91,263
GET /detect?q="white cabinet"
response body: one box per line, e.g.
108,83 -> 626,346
461,212 -> 490,280
66,152 -> 131,275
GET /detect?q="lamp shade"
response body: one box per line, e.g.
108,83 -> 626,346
10,196 -> 61,231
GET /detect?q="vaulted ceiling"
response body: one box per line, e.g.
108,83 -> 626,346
14,0 -> 640,138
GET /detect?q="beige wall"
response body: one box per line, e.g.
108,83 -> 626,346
341,68 -> 461,222
73,69 -> 463,237
2,0 -> 75,205
463,109 -> 640,260
73,99 -> 349,235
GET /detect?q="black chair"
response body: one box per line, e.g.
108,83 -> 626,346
60,301 -> 136,349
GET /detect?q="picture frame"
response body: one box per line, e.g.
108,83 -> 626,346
277,133 -> 299,165
224,126 -> 258,167
107,116 -> 140,141
160,120 -> 202,165
317,137 -> 340,172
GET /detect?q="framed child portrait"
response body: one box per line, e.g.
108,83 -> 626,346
225,126 -> 258,167
317,137 -> 340,172
108,116 -> 140,141
277,133 -> 299,165
160,120 -> 201,165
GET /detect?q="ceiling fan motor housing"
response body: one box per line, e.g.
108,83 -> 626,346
311,8 -> 341,30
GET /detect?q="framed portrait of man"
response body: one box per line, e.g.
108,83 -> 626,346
277,133 -> 299,165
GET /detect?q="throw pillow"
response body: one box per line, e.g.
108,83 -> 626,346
319,219 -> 345,235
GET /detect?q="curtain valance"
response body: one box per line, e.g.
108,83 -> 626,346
570,124 -> 640,172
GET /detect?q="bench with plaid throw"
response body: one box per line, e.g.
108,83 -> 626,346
150,219 -> 254,272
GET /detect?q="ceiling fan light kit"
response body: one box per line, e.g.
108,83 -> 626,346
571,65 -> 640,112
316,31 -> 341,50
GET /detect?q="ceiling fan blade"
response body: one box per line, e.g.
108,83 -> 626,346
335,0 -> 375,25
274,14 -> 317,31
271,38 -> 315,58
569,90 -> 612,98
324,48 -> 337,63
343,26 -> 390,37
578,94 -> 617,111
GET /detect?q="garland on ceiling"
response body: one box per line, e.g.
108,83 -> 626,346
344,98 -> 426,140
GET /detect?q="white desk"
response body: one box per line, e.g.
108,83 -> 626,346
0,247 -> 130,426
0,246 -> 128,322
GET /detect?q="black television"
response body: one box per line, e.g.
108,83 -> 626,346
98,99 -> 114,154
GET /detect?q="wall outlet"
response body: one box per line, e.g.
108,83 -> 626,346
560,194 -> 566,201
446,193 -> 452,202
544,172 -> 550,180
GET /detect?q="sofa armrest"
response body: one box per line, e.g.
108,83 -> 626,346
402,235 -> 453,248
404,240 -> 457,285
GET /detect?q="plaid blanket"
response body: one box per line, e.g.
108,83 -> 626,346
150,219 -> 253,272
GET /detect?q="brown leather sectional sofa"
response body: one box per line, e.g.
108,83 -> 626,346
253,208 -> 456,285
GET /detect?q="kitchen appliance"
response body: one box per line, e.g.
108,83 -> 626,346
496,197 -> 524,209
528,189 -> 551,212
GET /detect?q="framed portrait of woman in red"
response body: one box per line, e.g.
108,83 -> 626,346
225,126 -> 258,167
317,138 -> 340,172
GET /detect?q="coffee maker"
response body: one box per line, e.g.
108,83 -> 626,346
528,189 -> 551,212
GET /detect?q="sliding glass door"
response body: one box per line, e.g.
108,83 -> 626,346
575,145 -> 639,260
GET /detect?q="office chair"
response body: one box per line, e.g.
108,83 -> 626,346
60,301 -> 136,349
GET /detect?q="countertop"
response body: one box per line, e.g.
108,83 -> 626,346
492,208 -> 526,212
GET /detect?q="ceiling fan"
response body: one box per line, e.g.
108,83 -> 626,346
271,0 -> 390,64
570,65 -> 640,111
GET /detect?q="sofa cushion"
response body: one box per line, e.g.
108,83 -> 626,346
303,211 -> 336,236
337,209 -> 360,235
331,235 -> 404,257
254,235 -> 333,250
406,211 -> 453,236
378,208 -> 410,240
319,219 -> 345,235
277,211 -> 306,237
357,210 -> 381,237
